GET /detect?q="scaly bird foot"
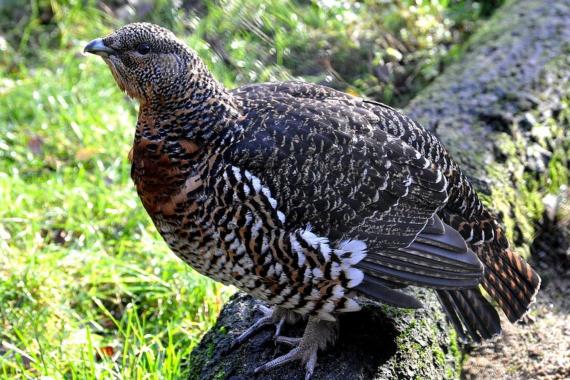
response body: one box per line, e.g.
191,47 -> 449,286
230,304 -> 301,349
254,316 -> 338,380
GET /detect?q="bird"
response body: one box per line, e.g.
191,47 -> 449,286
84,23 -> 541,379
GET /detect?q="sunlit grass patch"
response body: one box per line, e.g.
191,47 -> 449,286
0,19 -> 230,380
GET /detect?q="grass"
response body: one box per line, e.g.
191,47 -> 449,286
0,0 -> 504,378
0,15 -> 230,378
0,3 -> 231,377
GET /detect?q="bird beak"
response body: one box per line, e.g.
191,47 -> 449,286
84,38 -> 116,57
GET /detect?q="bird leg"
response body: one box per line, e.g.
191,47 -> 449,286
254,316 -> 338,380
230,304 -> 301,349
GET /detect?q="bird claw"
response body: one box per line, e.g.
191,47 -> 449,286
276,336 -> 301,346
254,337 -> 318,380
230,304 -> 273,349
231,307 -> 330,379
253,317 -> 336,380
274,313 -> 286,338
229,304 -> 290,350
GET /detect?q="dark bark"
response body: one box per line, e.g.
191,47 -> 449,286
188,1 -> 570,379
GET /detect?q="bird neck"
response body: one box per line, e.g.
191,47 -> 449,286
137,67 -> 244,151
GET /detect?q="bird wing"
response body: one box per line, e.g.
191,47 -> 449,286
228,81 -> 483,298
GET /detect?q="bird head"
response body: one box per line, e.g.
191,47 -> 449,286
84,23 -> 203,104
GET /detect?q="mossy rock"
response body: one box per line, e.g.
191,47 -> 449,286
187,291 -> 458,380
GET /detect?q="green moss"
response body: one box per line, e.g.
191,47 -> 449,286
213,368 -> 226,380
381,303 -> 415,320
433,346 -> 446,367
187,338 -> 219,380
396,318 -> 417,341
448,329 -> 463,377
186,354 -> 202,380
206,342 -> 216,359
480,95 -> 569,258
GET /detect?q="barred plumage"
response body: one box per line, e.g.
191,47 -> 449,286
85,23 -> 540,377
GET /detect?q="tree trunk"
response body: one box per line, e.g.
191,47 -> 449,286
188,1 -> 570,379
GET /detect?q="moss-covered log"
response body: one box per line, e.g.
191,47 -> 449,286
188,1 -> 570,379
408,0 -> 570,258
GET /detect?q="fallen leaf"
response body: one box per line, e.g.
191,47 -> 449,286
27,135 -> 44,156
75,148 -> 99,161
99,346 -> 114,357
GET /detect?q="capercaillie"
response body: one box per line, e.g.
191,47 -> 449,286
84,23 -> 541,378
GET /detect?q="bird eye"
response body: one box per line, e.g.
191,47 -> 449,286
137,43 -> 151,55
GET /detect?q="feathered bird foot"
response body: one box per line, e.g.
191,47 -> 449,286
254,316 -> 338,380
230,304 -> 301,349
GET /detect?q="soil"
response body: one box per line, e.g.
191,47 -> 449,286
462,222 -> 570,380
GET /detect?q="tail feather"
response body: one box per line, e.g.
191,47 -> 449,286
480,257 -> 540,322
502,247 -> 541,292
358,276 -> 423,309
356,215 -> 484,291
479,247 -> 539,320
437,288 -> 501,342
489,252 -> 536,304
444,210 -> 541,324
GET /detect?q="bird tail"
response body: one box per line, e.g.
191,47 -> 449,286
443,210 -> 541,325
477,243 -> 541,322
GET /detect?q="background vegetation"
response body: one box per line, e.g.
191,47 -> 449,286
0,0 -> 505,378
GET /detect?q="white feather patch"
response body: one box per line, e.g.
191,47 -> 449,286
302,230 -> 322,246
279,272 -> 288,284
330,262 -> 341,278
282,293 -> 300,308
271,295 -> 285,304
317,308 -> 336,322
224,231 -> 236,242
337,239 -> 367,264
332,284 -> 344,299
309,288 -> 320,299
466,227 -> 474,242
252,218 -> 263,235
291,236 -> 303,255
300,229 -> 331,260
266,265 -> 275,278
261,187 -> 277,208
251,175 -> 262,192
312,268 -> 323,278
435,169 -> 442,182
231,166 -> 242,181
340,298 -> 362,312
303,267 -> 312,282
298,301 -> 316,315
274,263 -> 283,277
277,211 -> 286,224
229,239 -> 241,251
296,250 -> 306,267
245,211 -> 253,225
261,236 -> 270,254
346,268 -> 364,288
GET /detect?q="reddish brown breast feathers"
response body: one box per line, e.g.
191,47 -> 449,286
131,138 -> 202,215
